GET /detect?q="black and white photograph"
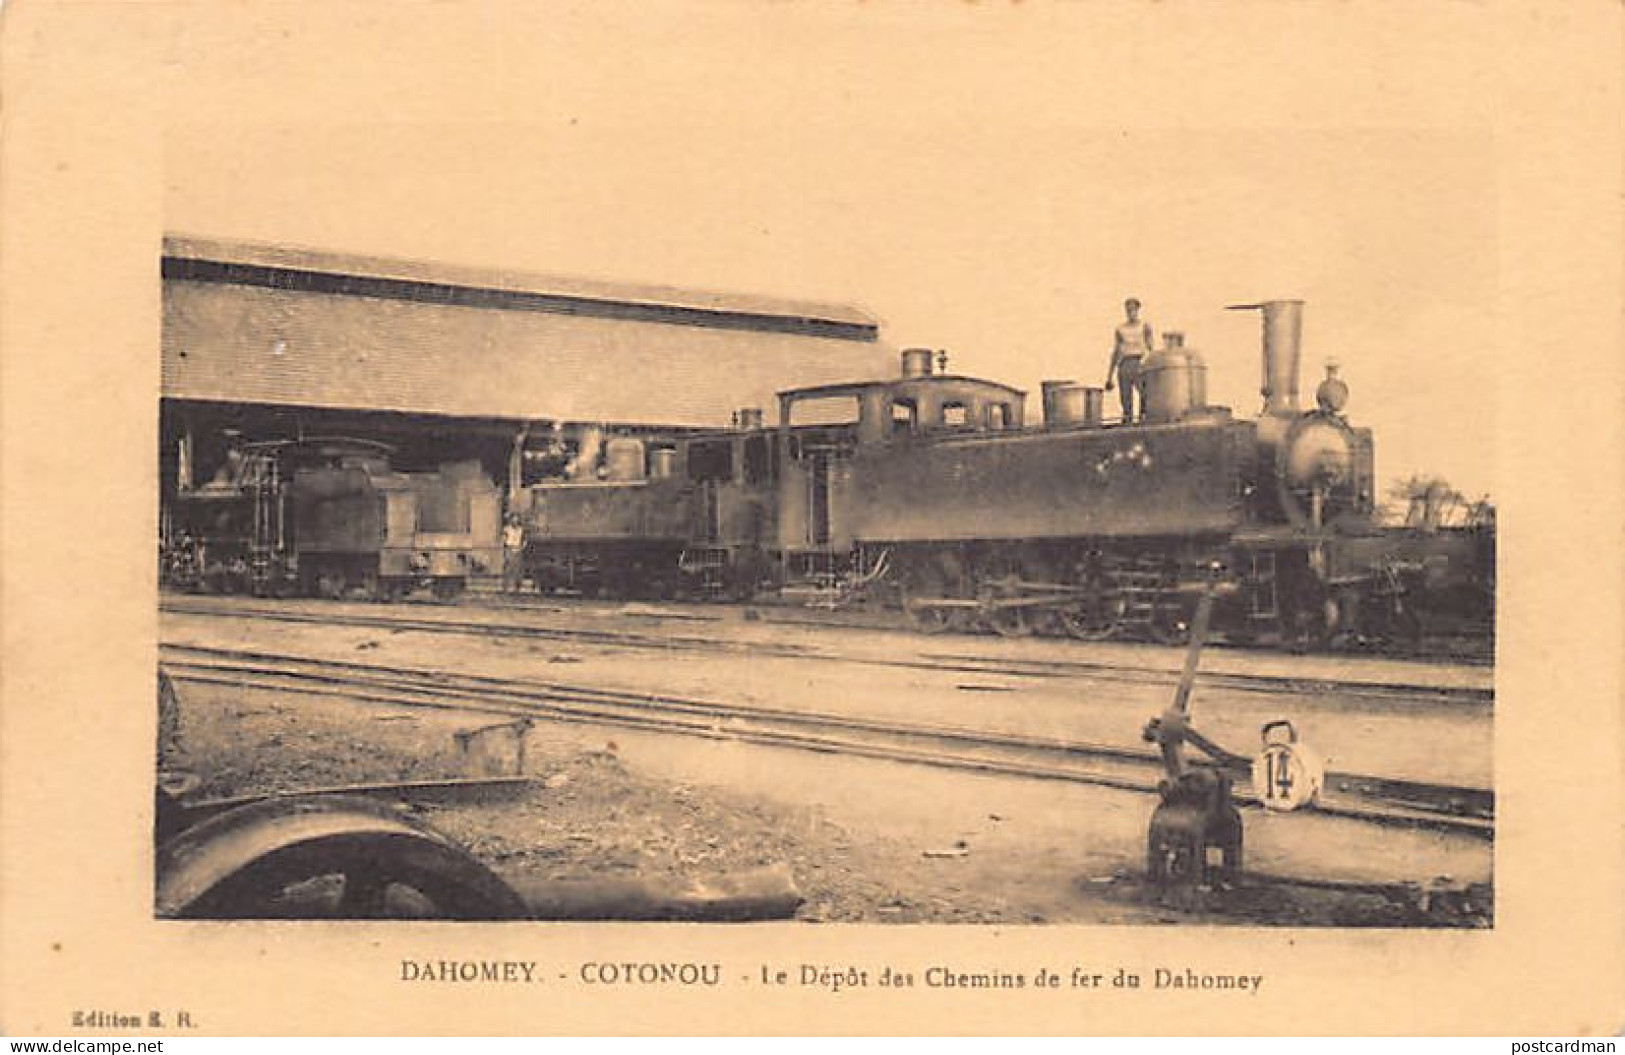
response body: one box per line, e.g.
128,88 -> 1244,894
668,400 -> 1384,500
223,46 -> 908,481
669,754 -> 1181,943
3,0 -> 1622,1038
152,233 -> 1495,927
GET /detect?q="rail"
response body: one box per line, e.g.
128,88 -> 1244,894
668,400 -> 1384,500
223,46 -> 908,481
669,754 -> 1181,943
160,597 -> 1493,708
158,642 -> 1493,837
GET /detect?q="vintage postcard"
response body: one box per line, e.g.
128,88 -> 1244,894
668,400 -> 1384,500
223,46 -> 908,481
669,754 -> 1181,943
1,0 -> 1621,1037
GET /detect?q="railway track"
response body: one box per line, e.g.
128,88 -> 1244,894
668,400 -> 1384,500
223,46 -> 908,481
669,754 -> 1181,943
465,590 -> 1495,668
158,641 -> 1493,837
160,598 -> 1493,708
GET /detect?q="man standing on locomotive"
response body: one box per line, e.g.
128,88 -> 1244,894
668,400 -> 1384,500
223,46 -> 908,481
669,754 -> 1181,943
1105,297 -> 1155,423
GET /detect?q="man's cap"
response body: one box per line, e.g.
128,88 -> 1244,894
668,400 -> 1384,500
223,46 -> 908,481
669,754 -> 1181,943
1125,297 -> 1142,309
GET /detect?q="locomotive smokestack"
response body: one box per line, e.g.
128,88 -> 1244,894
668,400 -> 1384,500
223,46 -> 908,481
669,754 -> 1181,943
1228,300 -> 1304,415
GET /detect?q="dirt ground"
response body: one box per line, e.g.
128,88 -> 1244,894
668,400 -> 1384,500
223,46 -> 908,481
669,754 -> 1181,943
161,676 -> 1488,927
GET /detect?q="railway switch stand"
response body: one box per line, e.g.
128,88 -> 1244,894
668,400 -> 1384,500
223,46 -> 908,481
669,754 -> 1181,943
1141,570 -> 1245,901
1144,761 -> 1244,897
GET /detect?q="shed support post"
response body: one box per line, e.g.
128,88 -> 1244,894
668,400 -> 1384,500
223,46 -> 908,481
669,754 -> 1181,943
177,417 -> 194,491
508,426 -> 529,508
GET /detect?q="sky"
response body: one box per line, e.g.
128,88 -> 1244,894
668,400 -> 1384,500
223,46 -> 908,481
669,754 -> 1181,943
162,4 -> 1502,500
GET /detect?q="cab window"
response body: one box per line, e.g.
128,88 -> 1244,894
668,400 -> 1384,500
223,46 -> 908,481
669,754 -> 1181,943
890,398 -> 918,437
743,435 -> 774,484
785,395 -> 860,427
687,440 -> 734,481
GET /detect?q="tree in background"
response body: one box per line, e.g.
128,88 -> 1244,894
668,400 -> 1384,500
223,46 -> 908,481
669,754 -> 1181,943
1381,474 -> 1493,530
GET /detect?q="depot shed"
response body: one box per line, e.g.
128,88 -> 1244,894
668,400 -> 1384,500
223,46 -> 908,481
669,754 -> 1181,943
160,235 -> 892,499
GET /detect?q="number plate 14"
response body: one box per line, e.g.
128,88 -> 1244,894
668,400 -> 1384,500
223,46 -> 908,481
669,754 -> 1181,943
1251,734 -> 1325,811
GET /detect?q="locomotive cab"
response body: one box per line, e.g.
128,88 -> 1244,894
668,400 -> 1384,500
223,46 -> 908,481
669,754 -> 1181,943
774,354 -> 1025,585
676,418 -> 779,598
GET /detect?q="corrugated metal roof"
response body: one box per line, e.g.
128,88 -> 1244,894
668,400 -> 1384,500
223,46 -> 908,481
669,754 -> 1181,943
162,278 -> 896,426
162,234 -> 880,336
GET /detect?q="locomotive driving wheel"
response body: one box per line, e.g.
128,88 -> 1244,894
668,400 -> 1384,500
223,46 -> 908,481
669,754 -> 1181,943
902,589 -> 958,634
1147,569 -> 1195,645
1056,562 -> 1125,641
898,556 -> 966,635
985,600 -> 1032,638
980,573 -> 1033,638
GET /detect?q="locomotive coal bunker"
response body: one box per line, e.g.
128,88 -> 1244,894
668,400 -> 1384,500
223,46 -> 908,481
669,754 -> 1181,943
519,299 -> 1391,647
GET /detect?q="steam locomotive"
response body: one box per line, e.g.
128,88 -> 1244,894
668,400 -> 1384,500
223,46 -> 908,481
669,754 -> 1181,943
162,437 -> 501,601
516,300 -> 1428,646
